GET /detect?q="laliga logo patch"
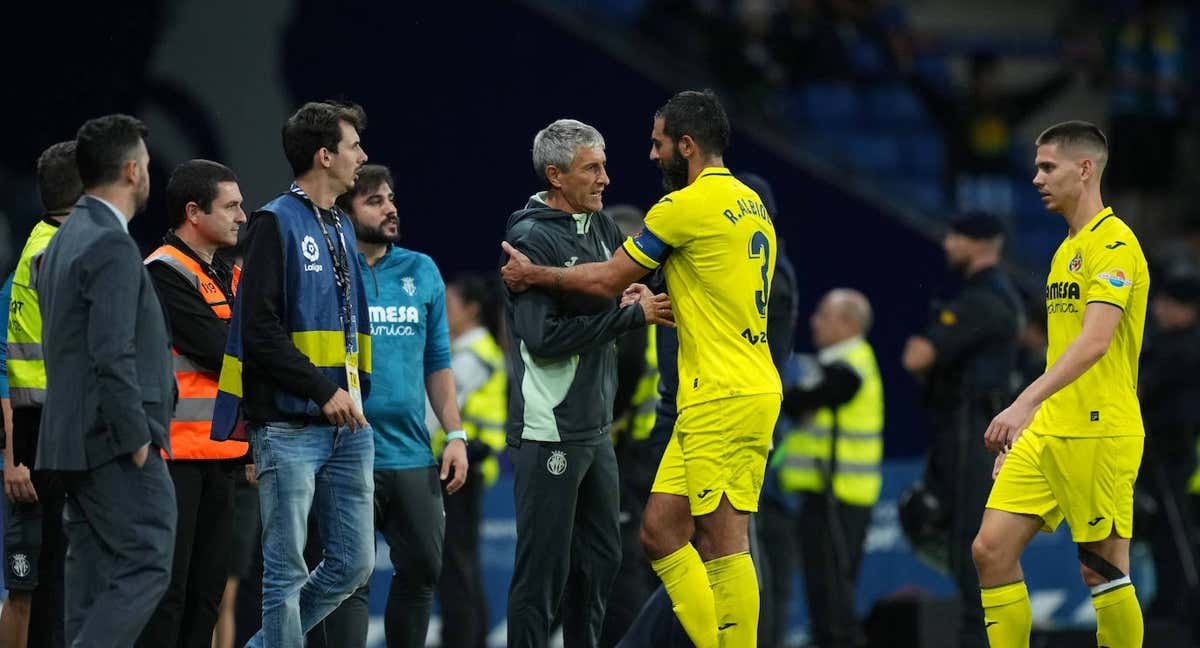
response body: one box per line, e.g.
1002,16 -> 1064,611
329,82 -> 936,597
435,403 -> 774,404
1068,251 -> 1082,273
546,450 -> 567,476
301,236 -> 321,262
1097,269 -> 1130,288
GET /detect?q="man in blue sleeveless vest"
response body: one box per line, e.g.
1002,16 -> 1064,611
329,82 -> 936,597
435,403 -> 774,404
210,100 -> 374,648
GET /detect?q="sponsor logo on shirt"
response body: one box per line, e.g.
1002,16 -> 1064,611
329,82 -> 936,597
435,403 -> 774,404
1097,269 -> 1130,288
1045,281 -> 1081,315
368,305 -> 421,337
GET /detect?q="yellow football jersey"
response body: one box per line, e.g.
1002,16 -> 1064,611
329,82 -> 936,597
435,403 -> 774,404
623,167 -> 782,411
1032,207 -> 1147,438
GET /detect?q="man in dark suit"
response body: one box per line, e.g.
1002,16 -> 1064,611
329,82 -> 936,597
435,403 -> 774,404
36,114 -> 177,647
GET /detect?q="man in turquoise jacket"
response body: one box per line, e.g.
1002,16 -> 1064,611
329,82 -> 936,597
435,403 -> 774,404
323,164 -> 469,647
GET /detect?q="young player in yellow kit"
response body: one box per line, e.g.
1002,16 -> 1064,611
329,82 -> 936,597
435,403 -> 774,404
973,121 -> 1147,648
500,90 -> 781,648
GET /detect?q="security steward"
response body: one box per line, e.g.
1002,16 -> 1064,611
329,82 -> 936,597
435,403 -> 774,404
778,288 -> 882,648
3,140 -> 82,648
138,160 -> 249,647
902,213 -> 1022,648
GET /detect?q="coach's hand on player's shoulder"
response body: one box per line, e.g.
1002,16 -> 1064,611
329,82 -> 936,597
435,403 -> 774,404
322,388 -> 368,431
638,291 -> 675,327
3,459 -> 37,503
984,398 -> 1035,454
441,438 -> 469,495
500,241 -> 533,293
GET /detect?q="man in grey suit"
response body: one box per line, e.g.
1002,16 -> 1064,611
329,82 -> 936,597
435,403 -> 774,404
36,114 -> 178,647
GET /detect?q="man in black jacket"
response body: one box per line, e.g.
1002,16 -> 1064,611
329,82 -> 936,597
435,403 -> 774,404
902,213 -> 1022,648
139,159 -> 248,648
1138,269 -> 1200,636
502,118 -> 673,647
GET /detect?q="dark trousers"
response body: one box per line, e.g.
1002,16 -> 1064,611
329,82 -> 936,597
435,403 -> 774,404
232,478 -> 263,647
601,442 -> 659,647
137,460 -> 236,648
798,493 -> 871,648
1140,431 -> 1199,627
320,465 -> 446,648
758,497 -> 799,648
439,462 -> 488,648
61,450 -> 177,647
3,468 -> 67,648
614,584 -> 689,648
508,437 -> 621,648
932,409 -> 996,648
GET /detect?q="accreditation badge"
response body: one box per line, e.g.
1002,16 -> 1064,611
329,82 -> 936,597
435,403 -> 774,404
346,352 -> 364,416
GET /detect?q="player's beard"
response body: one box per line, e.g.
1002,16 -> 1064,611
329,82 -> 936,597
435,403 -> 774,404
355,216 -> 400,245
659,146 -> 689,192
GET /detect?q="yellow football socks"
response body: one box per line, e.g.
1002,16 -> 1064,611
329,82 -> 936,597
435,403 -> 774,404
651,544 -> 718,648
1093,582 -> 1142,648
704,551 -> 758,648
980,580 -> 1032,648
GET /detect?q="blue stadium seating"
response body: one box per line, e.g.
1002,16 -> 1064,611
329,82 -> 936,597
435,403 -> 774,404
866,84 -> 929,128
847,132 -> 902,173
794,84 -> 861,128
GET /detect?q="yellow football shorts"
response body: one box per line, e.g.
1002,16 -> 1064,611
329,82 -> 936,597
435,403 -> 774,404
987,428 -> 1143,543
651,393 -> 781,516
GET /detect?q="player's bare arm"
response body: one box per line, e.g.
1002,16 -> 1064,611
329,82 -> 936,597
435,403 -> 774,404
984,302 -> 1122,453
501,241 -> 649,298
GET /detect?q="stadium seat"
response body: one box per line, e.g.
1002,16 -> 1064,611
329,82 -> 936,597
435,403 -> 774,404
850,40 -> 890,78
792,84 -> 861,129
899,131 -> 945,176
847,132 -> 901,174
866,84 -> 929,128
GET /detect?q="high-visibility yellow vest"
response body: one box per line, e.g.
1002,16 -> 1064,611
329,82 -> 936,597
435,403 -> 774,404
7,220 -> 59,408
614,326 -> 659,443
145,244 -> 248,460
433,331 -> 507,488
780,338 -> 884,506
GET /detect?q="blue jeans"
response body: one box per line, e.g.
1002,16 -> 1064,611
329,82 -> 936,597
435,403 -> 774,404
245,421 -> 375,648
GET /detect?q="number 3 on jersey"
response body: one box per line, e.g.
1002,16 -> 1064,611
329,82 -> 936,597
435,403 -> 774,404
749,231 -> 770,318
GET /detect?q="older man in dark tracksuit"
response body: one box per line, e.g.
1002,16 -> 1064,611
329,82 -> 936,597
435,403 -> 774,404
502,118 -> 672,648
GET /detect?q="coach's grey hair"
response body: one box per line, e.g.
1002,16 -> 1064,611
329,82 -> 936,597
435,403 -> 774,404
532,119 -> 606,187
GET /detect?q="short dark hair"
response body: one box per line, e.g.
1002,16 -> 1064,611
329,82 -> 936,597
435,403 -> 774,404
166,160 -> 239,228
75,114 -> 149,189
282,100 -> 367,177
335,164 -> 394,213
655,89 -> 731,157
36,141 -> 82,213
1035,120 -> 1108,155
450,273 -> 502,338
